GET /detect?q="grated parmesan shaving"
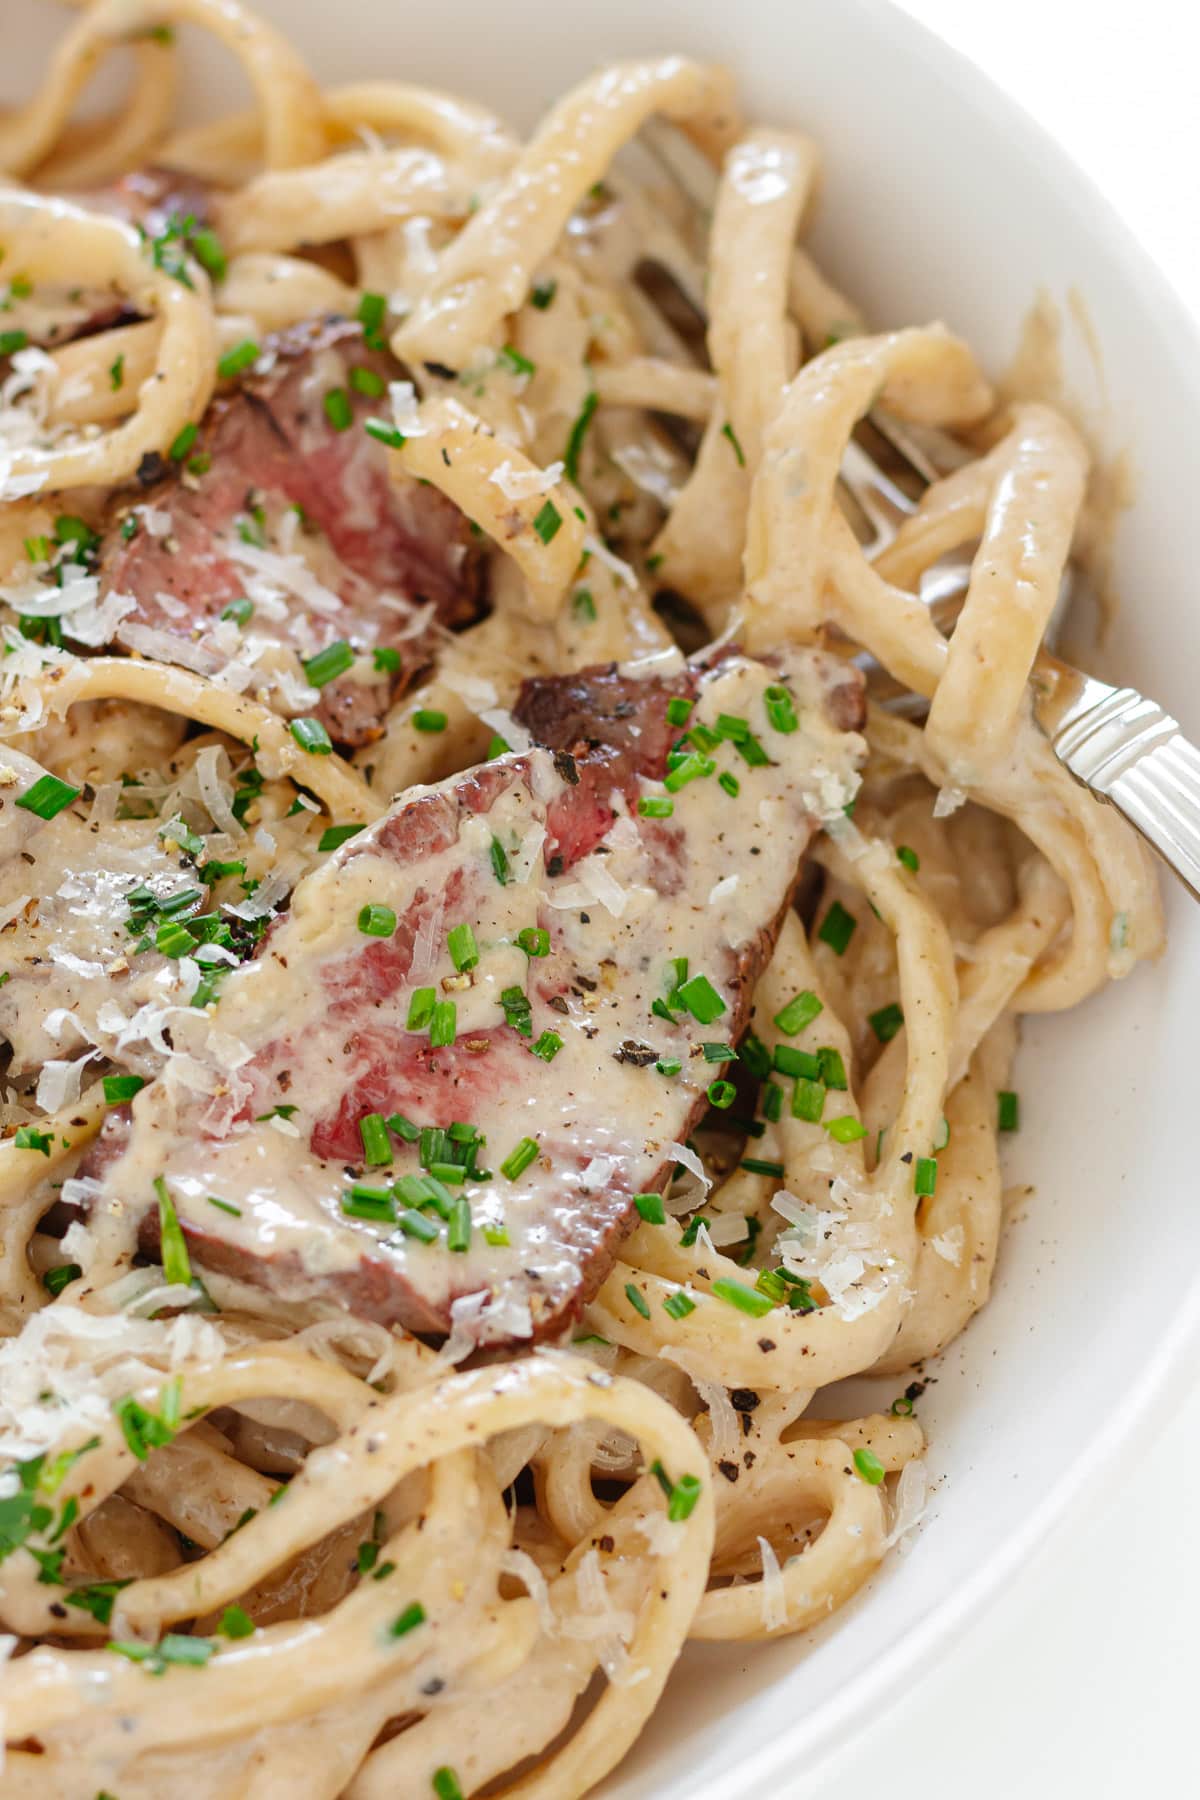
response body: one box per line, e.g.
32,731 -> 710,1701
563,1548 -> 636,1683
883,1457 -> 928,1551
499,1548 -> 558,1638
489,458 -> 564,500
34,1052 -> 95,1113
757,1536 -> 788,1630
663,1348 -> 739,1462
664,1140 -> 711,1194
706,1211 -> 750,1248
582,534 -> 637,589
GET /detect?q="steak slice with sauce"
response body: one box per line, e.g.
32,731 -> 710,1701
97,317 -> 483,745
89,648 -> 865,1349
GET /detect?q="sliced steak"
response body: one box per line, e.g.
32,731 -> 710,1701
97,317 -> 484,745
89,649 -> 864,1349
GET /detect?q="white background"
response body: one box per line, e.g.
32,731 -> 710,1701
815,4 -> 1199,1793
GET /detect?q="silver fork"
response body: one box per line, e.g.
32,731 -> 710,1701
620,125 -> 1200,903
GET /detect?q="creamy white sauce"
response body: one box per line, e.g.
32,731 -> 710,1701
99,652 -> 861,1342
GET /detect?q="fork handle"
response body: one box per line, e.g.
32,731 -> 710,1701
1051,685 -> 1200,900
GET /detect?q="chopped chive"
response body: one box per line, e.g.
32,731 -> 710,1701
500,986 -> 532,1037
218,1604 -> 255,1639
303,640 -> 354,688
433,1771 -> 464,1800
761,1081 -> 783,1123
500,1137 -> 538,1180
190,228 -> 226,281
914,1156 -> 938,1197
663,751 -> 715,793
359,1113 -> 392,1166
499,344 -> 535,377
663,1289 -> 696,1319
413,709 -> 447,733
342,1189 -> 397,1223
625,1281 -> 651,1319
358,904 -> 397,937
44,1263 -> 81,1297
490,837 -> 509,884
16,774 -> 80,820
825,1115 -> 867,1143
349,365 -> 386,397
483,1223 -> 510,1245
741,1157 -> 784,1178
217,339 -> 260,379
706,1079 -> 736,1110
389,1601 -> 426,1638
667,1472 -> 703,1521
701,1043 -> 736,1063
530,278 -> 557,310
446,1197 -> 471,1252
718,770 -> 740,797
531,1029 -> 562,1062
154,919 -> 197,958
153,1177 -> 191,1286
517,926 -> 549,958
532,499 -> 562,544
168,421 -> 198,461
572,587 -> 597,621
665,699 -> 694,731
764,684 -> 799,733
429,1001 -> 456,1048
221,596 -> 253,625
289,717 -> 332,755
774,990 -> 823,1036
634,1193 -> 666,1224
721,421 -> 745,466
447,923 -> 478,970
868,1002 -> 904,1044
773,1044 -> 820,1080
427,1162 -> 465,1187
318,823 -> 363,852
997,1090 -> 1019,1132
323,388 -> 353,431
676,973 -> 725,1024
712,1277 -> 773,1318
387,1113 -> 420,1143
207,1196 -> 241,1218
896,844 -> 920,872
0,329 -> 29,357
486,731 -> 510,756
373,646 -> 402,675
679,1215 -> 710,1248
396,1208 -> 440,1243
655,1057 -> 682,1076
817,900 -> 857,956
563,390 -> 598,483
818,1046 -> 848,1091
791,1077 -> 826,1123
364,418 -> 407,449
933,1114 -> 951,1151
356,291 -> 386,344
853,1447 -> 886,1485
103,1074 -> 145,1105
638,795 -> 674,819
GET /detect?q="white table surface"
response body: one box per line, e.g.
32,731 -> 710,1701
811,5 -> 1199,1794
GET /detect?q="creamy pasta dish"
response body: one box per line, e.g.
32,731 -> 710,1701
0,4 -> 1164,1796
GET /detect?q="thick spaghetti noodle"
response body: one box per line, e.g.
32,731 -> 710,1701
0,5 -> 1162,1796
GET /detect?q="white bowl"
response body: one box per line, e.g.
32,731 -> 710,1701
7,2 -> 1200,1793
